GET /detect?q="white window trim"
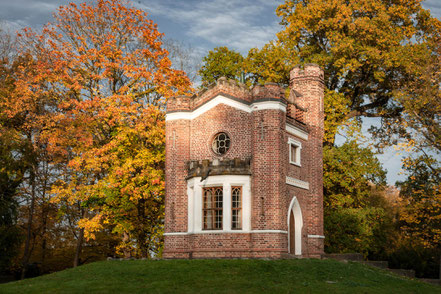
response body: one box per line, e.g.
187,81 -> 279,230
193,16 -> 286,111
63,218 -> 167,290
288,137 -> 302,166
187,175 -> 251,233
285,123 -> 309,140
286,176 -> 310,190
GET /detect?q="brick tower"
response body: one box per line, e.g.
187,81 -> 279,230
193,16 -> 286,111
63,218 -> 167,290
163,64 -> 325,258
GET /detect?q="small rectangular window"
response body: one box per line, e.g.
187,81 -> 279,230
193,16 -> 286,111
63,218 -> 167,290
288,138 -> 301,166
231,186 -> 242,230
203,187 -> 223,230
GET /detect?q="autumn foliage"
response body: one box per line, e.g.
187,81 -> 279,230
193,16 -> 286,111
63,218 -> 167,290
1,0 -> 191,271
197,0 -> 441,276
1,0 -> 440,280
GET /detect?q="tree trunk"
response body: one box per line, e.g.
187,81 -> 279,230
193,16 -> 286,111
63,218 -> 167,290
21,168 -> 36,280
40,160 -> 49,267
439,251 -> 441,281
123,232 -> 131,259
73,208 -> 85,268
73,227 -> 84,267
40,203 -> 48,266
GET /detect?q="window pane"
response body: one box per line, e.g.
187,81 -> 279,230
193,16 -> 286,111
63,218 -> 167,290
203,187 -> 223,230
204,210 -> 213,230
231,187 -> 242,230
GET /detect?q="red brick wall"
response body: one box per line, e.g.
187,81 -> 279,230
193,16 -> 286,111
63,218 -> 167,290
289,64 -> 325,255
164,66 -> 324,258
165,118 -> 190,234
164,233 -> 287,259
251,109 -> 286,231
190,104 -> 252,161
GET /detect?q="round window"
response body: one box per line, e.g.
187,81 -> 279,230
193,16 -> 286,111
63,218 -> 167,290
212,132 -> 231,155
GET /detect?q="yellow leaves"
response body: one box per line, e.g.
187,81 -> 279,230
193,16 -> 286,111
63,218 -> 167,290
7,0 -> 190,256
324,89 -> 352,144
393,141 -> 415,153
78,214 -> 103,240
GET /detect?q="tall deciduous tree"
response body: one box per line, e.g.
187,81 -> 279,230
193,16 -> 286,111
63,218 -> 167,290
397,155 -> 441,277
198,47 -> 245,87
250,0 -> 441,144
18,0 -> 191,261
390,37 -> 440,153
386,35 -> 441,277
0,131 -> 25,274
398,156 -> 441,248
323,141 -> 394,256
0,46 -> 57,277
164,39 -> 202,85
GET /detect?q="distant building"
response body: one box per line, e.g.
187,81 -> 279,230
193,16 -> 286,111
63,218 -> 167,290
163,64 -> 325,258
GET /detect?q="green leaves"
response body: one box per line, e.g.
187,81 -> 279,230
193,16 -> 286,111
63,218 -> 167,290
198,47 -> 245,87
397,155 -> 441,248
324,141 -> 386,208
262,0 -> 440,142
323,142 -> 391,256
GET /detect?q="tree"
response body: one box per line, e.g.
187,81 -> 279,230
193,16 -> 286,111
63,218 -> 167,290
248,0 -> 441,144
198,47 -> 245,87
164,39 -> 202,85
398,156 -> 441,248
383,35 -> 441,278
0,131 -> 25,274
324,141 -> 386,208
245,42 -> 293,86
390,37 -> 440,153
18,0 -> 191,261
0,35 -> 23,271
323,141 -> 394,256
0,30 -> 56,276
396,155 -> 441,277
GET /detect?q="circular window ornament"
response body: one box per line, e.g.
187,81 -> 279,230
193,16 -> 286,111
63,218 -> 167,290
212,132 -> 231,155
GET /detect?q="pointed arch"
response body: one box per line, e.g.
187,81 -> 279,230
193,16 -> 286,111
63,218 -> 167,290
287,196 -> 303,255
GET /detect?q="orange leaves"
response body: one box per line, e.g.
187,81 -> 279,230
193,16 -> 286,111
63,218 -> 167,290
12,0 -> 191,250
6,0 -> 191,257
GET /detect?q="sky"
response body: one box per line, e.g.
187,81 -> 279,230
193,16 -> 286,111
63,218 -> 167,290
0,0 -> 440,185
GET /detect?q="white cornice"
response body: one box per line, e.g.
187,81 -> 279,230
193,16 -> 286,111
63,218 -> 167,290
286,176 -> 310,190
165,112 -> 191,121
285,123 -> 309,140
307,235 -> 325,239
251,101 -> 286,112
165,95 -> 286,121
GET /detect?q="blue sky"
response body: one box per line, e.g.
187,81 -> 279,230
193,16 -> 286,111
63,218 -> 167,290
0,0 -> 282,54
1,0 -> 440,185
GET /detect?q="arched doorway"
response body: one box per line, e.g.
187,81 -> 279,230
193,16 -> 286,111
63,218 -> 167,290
287,196 -> 303,255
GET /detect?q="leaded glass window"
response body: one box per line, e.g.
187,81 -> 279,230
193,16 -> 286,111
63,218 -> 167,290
212,132 -> 231,155
203,187 -> 223,230
231,186 -> 242,230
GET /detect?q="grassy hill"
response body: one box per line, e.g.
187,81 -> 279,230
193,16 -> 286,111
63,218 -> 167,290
0,259 -> 439,293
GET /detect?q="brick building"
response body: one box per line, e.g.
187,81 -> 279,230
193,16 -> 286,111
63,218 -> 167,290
163,64 -> 325,258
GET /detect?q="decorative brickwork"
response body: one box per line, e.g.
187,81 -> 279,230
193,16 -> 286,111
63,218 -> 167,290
164,64 -> 324,259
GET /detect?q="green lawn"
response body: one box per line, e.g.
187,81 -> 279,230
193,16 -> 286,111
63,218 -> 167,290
0,259 -> 439,294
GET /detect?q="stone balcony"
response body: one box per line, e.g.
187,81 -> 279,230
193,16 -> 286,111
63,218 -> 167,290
186,158 -> 251,180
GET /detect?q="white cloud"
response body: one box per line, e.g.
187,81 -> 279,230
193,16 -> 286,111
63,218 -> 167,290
0,0 -> 73,30
136,0 -> 282,53
422,0 -> 441,21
